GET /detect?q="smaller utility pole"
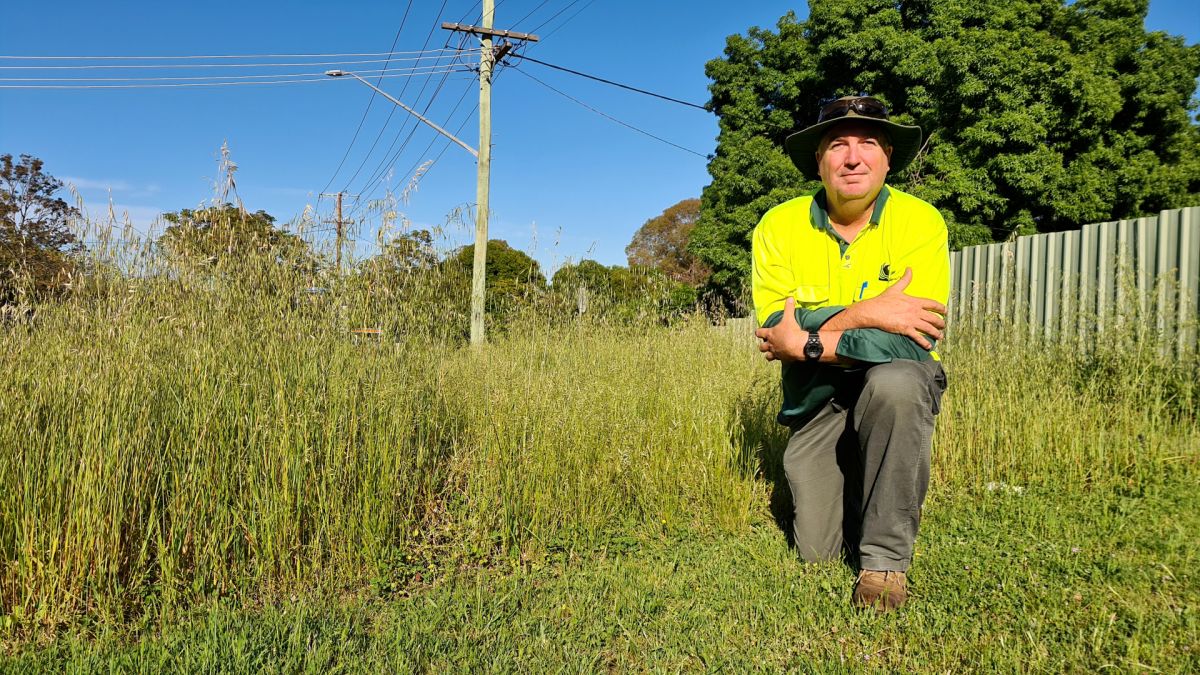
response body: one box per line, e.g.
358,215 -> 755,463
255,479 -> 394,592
319,191 -> 356,272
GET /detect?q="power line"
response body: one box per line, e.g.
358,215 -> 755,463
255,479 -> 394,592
347,76 -> 476,221
447,1 -> 481,47
0,51 -> 467,70
452,0 -> 510,31
527,0 -> 585,35
319,53 -> 482,241
1,64 -> 472,83
510,0 -> 553,29
508,50 -> 794,134
340,68 -> 457,195
0,70 -> 472,89
0,49 -> 466,60
345,97 -> 479,246
350,70 -> 465,200
346,65 -> 494,224
337,0 -> 454,195
442,0 -> 518,51
512,67 -> 710,159
510,53 -> 707,110
382,87 -> 479,206
339,0 -> 456,196
537,0 -> 597,40
319,1 -> 418,197
378,53 -> 510,206
347,74 -> 477,222
482,0 -> 503,25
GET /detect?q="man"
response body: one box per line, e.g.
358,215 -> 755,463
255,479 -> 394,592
752,95 -> 950,612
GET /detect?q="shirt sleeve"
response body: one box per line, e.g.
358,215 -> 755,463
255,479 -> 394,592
836,329 -> 935,363
752,217 -> 846,330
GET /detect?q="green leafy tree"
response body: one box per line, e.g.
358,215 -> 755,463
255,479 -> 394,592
552,259 -> 698,322
625,198 -> 711,286
447,239 -> 546,314
0,153 -> 82,302
552,259 -> 615,303
382,228 -> 438,272
159,204 -> 312,272
693,0 -> 1200,300
349,229 -> 462,340
610,264 -> 699,319
360,229 -> 438,282
356,228 -> 444,307
553,259 -> 627,317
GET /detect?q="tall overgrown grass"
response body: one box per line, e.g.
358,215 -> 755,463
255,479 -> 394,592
1,210 -> 1196,635
939,324 -> 1199,491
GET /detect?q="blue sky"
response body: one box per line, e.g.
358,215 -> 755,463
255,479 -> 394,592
1,1 -> 1196,273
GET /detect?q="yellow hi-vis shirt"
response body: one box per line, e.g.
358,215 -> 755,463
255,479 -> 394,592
751,185 -> 950,425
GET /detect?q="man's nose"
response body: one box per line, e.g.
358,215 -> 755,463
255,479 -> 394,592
844,142 -> 862,165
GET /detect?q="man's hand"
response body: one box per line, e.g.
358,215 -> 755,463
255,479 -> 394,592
754,297 -> 807,362
826,267 -> 946,349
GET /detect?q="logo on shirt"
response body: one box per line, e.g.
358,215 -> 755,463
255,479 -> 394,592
878,263 -> 891,281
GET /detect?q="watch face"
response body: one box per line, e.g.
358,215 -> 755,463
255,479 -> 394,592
804,334 -> 823,360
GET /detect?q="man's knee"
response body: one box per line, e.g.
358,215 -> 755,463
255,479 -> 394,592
860,360 -> 933,413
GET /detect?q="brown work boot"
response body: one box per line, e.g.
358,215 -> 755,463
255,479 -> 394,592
853,570 -> 908,612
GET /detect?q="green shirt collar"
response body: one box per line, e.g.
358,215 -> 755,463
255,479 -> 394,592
809,184 -> 892,235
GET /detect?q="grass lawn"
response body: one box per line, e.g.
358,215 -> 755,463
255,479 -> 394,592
7,472 -> 1196,672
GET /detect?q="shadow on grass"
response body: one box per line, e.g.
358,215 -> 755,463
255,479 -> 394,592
732,388 -> 794,547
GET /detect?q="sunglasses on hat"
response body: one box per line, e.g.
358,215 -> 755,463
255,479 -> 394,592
816,96 -> 890,123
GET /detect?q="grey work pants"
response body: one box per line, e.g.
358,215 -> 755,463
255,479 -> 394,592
783,359 -> 947,572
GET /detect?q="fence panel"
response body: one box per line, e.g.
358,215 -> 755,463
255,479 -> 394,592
1179,208 -> 1199,353
949,206 -> 1200,352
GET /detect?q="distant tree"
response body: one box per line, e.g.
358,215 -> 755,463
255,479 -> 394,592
375,229 -> 438,274
610,265 -> 700,320
0,153 -> 82,302
447,239 -> 546,313
552,258 -> 612,296
159,204 -> 312,272
552,259 -> 698,321
345,228 -> 461,339
693,0 -> 1200,300
625,198 -> 711,286
552,259 -> 619,315
357,228 -> 440,298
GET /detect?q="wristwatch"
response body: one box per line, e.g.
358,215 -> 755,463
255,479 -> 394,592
803,330 -> 823,361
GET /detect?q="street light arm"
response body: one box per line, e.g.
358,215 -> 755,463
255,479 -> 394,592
326,70 -> 478,158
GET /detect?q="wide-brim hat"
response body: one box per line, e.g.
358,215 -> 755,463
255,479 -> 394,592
784,98 -> 923,181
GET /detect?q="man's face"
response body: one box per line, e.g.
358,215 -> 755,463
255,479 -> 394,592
815,121 -> 893,202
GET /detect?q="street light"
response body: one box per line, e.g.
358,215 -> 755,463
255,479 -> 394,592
324,70 -> 477,157
326,61 -> 495,346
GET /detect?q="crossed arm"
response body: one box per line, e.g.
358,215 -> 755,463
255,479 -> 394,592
754,267 -> 947,363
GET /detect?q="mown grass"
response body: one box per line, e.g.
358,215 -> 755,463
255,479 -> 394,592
5,477 -> 1196,672
1,231 -> 1197,669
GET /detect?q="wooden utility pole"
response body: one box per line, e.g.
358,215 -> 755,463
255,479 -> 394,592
471,0 -> 494,347
443,10 -> 539,346
319,191 -> 355,272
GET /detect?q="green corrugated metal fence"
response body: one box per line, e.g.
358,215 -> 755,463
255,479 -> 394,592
949,206 -> 1200,352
